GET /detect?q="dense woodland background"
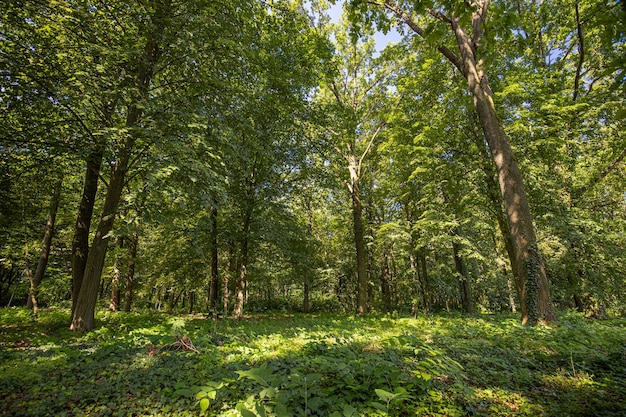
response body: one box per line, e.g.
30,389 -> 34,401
1,0 -> 625,329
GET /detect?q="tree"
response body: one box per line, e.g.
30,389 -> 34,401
350,0 -> 556,324
70,0 -> 173,331
27,175 -> 63,314
316,11 -> 400,314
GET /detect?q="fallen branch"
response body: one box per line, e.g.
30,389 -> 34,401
147,333 -> 200,356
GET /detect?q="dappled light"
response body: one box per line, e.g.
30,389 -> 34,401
1,0 -> 624,415
1,308 -> 625,416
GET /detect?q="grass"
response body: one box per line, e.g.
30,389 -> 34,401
0,308 -> 625,416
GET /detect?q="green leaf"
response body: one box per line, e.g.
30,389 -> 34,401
274,403 -> 291,417
374,388 -> 394,401
343,404 -> 359,417
371,401 -> 387,412
255,402 -> 267,417
199,398 -> 210,412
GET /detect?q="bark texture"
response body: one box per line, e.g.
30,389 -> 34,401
71,152 -> 102,316
450,8 -> 554,324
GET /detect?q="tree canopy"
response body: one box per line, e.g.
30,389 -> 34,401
1,0 -> 624,327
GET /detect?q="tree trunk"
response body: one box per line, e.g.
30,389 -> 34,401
70,149 -> 132,331
123,232 -> 137,312
448,7 -> 555,325
471,112 -> 523,304
417,248 -> 430,313
70,11 -> 164,331
347,152 -> 368,315
452,240 -> 472,313
223,242 -> 236,315
70,90 -> 117,317
71,147 -> 104,317
303,280 -> 310,313
234,214 -> 251,319
109,262 -> 120,312
188,291 -> 195,314
234,262 -> 246,319
209,206 -> 220,311
28,176 -> 63,313
383,0 -> 555,326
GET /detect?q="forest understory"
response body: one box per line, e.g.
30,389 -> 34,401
1,308 -> 625,416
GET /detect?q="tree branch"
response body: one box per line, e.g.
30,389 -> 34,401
577,146 -> 626,198
573,1 -> 585,101
381,1 -> 465,75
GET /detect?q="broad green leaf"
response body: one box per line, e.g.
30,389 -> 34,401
199,398 -> 210,412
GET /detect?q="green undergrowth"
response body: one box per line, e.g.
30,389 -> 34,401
0,308 -> 624,416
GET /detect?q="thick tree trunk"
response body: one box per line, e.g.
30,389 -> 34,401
384,0 -> 554,325
70,10 -> 164,331
470,79 -> 554,324
70,95 -> 116,316
449,8 -> 555,325
352,187 -> 368,314
28,176 -> 62,313
71,148 -> 104,316
471,113 -> 523,303
70,148 -> 132,331
234,208 -> 252,319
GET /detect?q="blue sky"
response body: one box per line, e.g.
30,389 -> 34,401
327,0 -> 404,52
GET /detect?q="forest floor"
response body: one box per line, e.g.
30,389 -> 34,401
0,308 -> 625,417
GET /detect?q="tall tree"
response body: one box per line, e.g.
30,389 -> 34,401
70,0 -> 172,331
350,0 -> 556,324
317,13 -> 398,314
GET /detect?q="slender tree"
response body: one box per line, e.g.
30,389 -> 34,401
27,176 -> 63,314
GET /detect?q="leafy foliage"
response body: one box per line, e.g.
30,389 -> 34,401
1,309 -> 625,416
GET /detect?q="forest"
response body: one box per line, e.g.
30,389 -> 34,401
1,0 -> 625,415
2,0 -> 625,327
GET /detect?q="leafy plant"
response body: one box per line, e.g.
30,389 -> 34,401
194,380 -> 226,413
372,387 -> 413,415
